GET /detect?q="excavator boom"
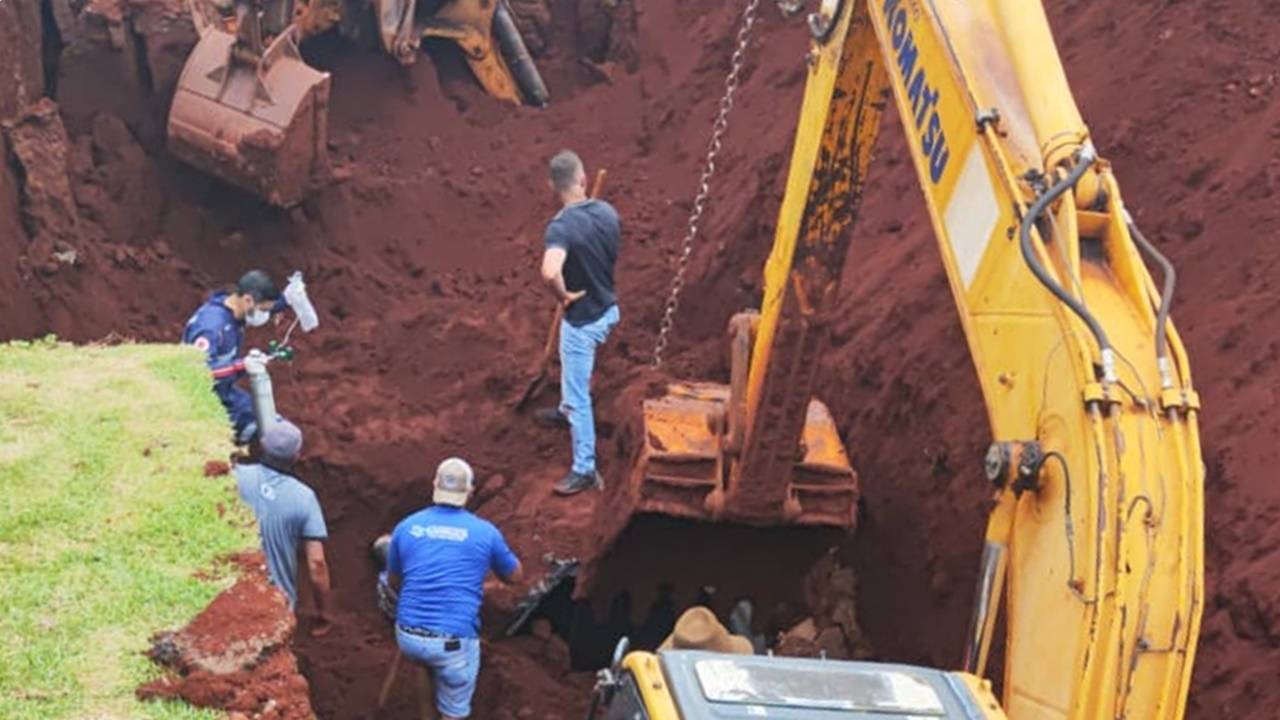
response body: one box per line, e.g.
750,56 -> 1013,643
608,0 -> 1204,718
851,0 -> 1204,716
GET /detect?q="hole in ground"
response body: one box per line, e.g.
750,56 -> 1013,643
512,514 -> 847,671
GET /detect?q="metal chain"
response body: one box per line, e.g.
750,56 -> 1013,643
651,0 -> 763,368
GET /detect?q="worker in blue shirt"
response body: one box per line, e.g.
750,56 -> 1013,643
182,270 -> 286,443
386,457 -> 523,720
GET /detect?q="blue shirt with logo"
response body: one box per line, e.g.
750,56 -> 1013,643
387,505 -> 519,638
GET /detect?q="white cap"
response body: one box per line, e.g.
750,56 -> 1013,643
432,457 -> 475,507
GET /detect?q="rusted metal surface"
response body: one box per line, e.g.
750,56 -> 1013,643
171,0 -> 546,206
732,1 -> 888,522
168,24 -> 330,206
630,381 -> 858,527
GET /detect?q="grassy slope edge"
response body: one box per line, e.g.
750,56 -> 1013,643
0,339 -> 254,719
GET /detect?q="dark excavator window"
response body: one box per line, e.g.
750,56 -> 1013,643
600,671 -> 651,720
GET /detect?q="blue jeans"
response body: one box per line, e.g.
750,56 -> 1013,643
395,627 -> 481,718
559,304 -> 620,475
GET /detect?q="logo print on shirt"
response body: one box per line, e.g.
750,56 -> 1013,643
409,524 -> 469,542
193,336 -> 211,352
260,484 -> 276,501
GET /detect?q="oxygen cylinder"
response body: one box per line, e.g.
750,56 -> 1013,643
244,350 -> 278,435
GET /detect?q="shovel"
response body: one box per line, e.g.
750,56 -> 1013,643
513,168 -> 608,412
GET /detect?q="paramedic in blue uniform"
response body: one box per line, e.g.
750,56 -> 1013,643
386,457 -> 524,720
182,270 -> 285,443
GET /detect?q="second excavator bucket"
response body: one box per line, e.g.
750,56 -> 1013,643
376,0 -> 549,107
168,25 -> 331,207
630,382 -> 860,528
621,311 -> 860,530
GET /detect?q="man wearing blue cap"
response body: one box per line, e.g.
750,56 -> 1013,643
235,420 -> 334,637
385,457 -> 523,719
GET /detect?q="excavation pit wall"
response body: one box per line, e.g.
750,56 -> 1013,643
2,0 -> 1279,716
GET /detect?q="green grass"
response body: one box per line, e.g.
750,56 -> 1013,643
0,338 -> 254,720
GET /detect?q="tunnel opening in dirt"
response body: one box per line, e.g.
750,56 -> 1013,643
507,514 -> 854,671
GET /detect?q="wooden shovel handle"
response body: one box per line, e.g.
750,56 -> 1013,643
589,168 -> 608,198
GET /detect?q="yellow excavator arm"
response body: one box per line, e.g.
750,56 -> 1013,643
759,0 -> 1204,716
605,0 -> 1204,718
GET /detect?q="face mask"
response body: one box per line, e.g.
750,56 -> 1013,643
246,308 -> 270,327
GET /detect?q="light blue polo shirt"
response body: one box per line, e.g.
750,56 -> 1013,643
235,463 -> 327,606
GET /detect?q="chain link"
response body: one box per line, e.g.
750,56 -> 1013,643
651,0 -> 762,368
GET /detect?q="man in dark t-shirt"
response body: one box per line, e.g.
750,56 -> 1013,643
538,149 -> 621,495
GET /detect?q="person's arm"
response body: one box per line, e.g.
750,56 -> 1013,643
541,221 -> 587,307
189,326 -> 244,380
541,247 -> 584,306
501,560 -> 524,584
304,540 -> 333,637
301,492 -> 332,636
385,528 -> 404,593
489,528 -> 523,585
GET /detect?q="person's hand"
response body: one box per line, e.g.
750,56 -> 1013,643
309,614 -> 334,638
562,290 -> 586,307
483,578 -> 502,595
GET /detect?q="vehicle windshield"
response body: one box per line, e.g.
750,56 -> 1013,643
693,657 -> 948,715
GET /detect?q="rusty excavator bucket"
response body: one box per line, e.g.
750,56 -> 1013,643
566,310 -> 860,646
583,313 -> 860,593
169,0 -> 330,206
628,318 -> 859,529
170,0 -> 546,205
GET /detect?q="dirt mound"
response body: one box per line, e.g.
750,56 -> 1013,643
138,553 -> 315,718
1,0 -> 1278,717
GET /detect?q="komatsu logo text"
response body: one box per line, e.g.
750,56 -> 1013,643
883,0 -> 951,184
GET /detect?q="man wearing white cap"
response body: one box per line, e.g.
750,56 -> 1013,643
235,419 -> 334,637
385,457 -> 523,719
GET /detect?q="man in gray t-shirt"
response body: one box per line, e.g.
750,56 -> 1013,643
235,420 -> 333,637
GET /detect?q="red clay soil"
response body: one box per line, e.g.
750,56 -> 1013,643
2,0 -> 1279,717
204,459 -> 232,477
139,553 -> 314,718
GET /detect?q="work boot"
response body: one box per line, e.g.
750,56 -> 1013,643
554,470 -> 604,495
533,407 -> 570,429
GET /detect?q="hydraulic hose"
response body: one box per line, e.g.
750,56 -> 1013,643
1018,144 -> 1116,383
1125,212 -> 1177,389
493,0 -> 550,107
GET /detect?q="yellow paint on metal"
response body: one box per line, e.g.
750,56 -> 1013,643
740,0 -> 889,481
862,0 -> 1203,717
422,0 -> 522,104
621,0 -> 1202,715
621,652 -> 681,720
954,673 -> 1012,719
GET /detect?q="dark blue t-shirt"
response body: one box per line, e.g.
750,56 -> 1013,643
544,199 -> 620,326
183,291 -> 243,375
386,505 -> 519,638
